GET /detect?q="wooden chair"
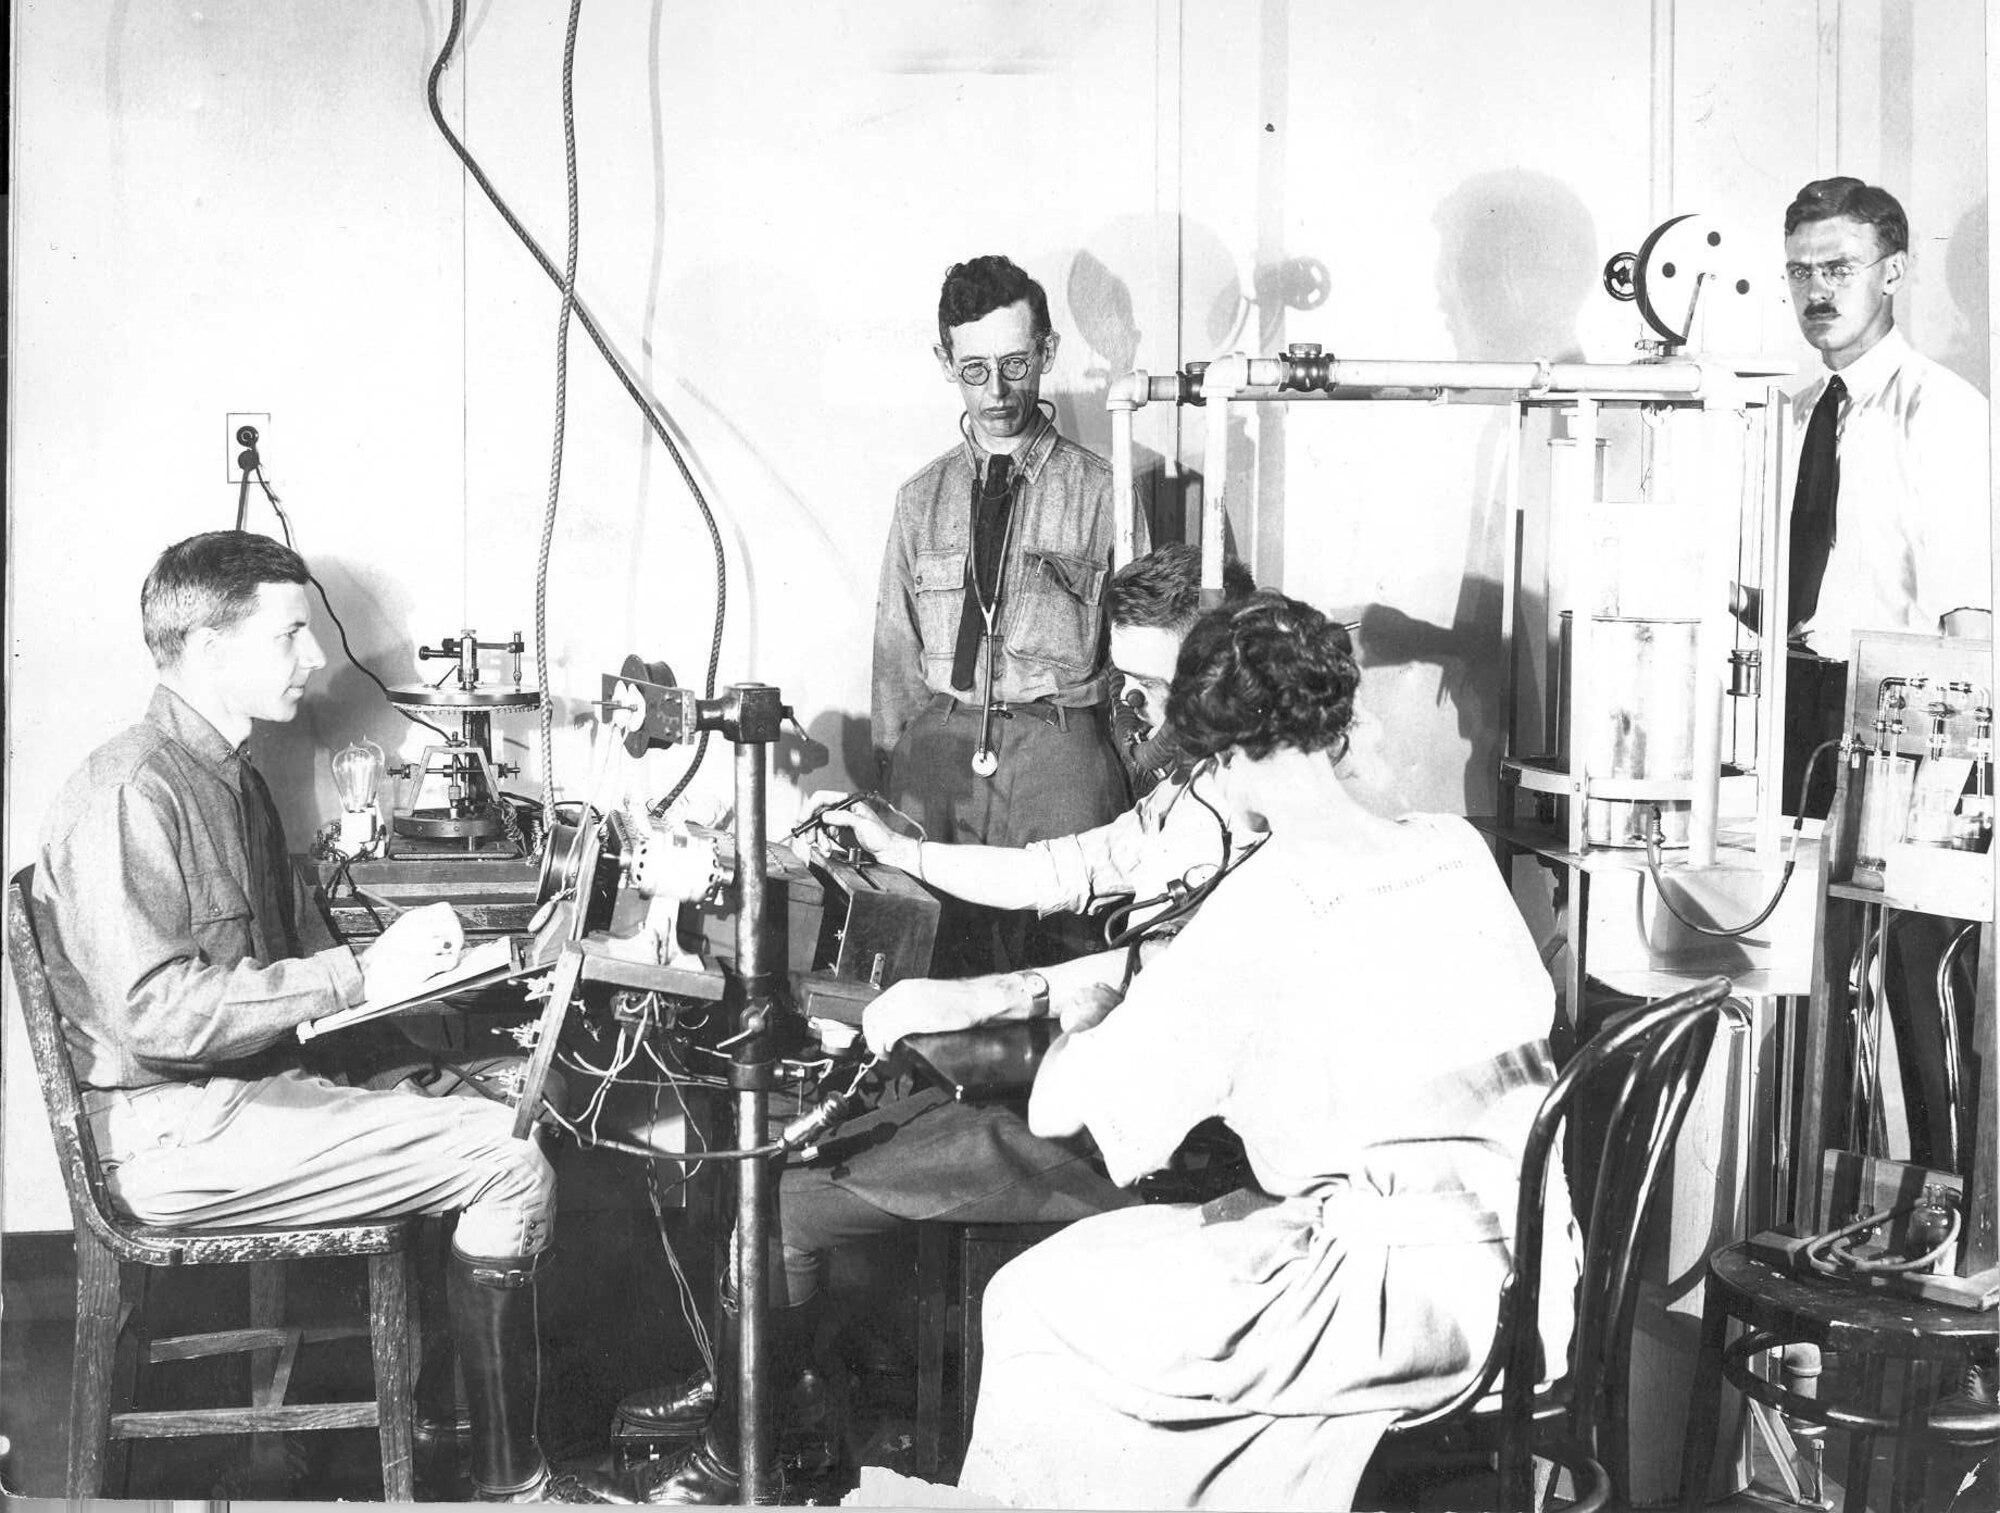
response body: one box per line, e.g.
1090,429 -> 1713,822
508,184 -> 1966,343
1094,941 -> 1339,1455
6,867 -> 420,1500
1372,974 -> 1738,1512
908,1116 -> 1250,1477
911,1218 -> 1067,1479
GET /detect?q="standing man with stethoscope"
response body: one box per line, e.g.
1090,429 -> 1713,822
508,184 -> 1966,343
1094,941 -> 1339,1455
872,253 -> 1143,974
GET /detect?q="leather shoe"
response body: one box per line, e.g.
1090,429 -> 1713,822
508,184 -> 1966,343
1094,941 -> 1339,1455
1934,1358 -> 1999,1431
632,1440 -> 747,1505
477,1461 -> 635,1503
615,1368 -> 716,1435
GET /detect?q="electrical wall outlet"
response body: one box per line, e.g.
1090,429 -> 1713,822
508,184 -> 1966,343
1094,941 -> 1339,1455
225,411 -> 271,485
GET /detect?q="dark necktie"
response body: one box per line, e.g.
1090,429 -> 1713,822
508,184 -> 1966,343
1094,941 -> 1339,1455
1787,374 -> 1845,633
239,754 -> 300,958
950,453 -> 1014,692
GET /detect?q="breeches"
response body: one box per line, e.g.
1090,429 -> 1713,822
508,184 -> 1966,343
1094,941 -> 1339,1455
771,1081 -> 1136,1304
86,1066 -> 556,1260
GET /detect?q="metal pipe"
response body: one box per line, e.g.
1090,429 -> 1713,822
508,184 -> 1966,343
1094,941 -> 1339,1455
1109,354 -> 1730,413
1239,355 -> 1717,397
1564,400 -> 1598,856
732,709 -> 774,1504
1756,392 -> 1787,857
1198,355 -> 1245,601
1111,404 -> 1138,568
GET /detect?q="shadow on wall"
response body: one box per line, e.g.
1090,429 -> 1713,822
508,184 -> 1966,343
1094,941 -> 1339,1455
1059,214 -> 1279,548
1938,198 -> 1990,396
262,556 -> 435,848
1352,170 -> 1597,813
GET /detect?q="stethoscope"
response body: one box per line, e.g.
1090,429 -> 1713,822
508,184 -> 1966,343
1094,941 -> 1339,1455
963,406 -> 1054,779
1101,758 -> 1267,979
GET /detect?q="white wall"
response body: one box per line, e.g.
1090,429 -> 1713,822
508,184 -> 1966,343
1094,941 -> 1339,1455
5,0 -> 1987,1229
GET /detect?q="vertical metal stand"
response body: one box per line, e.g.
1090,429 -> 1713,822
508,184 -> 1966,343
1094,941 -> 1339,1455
727,686 -> 781,1506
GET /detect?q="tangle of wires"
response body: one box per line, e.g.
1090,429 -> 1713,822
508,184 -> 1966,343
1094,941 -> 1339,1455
534,987 -> 835,1174
426,0 -> 730,814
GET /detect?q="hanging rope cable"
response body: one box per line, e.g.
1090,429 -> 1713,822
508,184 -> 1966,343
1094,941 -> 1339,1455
426,0 -> 727,811
536,0 -> 584,821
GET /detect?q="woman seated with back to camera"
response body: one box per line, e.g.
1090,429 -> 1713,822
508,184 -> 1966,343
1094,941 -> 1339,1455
952,592 -> 1580,1511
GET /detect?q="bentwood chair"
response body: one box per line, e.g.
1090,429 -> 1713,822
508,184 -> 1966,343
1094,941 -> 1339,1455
1371,974 -> 1738,1512
6,867 -> 420,1499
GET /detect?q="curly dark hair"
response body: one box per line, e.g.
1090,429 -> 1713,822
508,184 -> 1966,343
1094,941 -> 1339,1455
1109,544 -> 1255,633
937,254 -> 1052,350
1784,176 -> 1908,256
1166,591 -> 1359,762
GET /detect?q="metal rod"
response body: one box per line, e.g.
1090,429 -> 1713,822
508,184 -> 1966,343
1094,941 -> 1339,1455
1199,361 -> 1237,602
1111,403 -> 1139,567
1759,391 -> 1789,856
732,712 -> 774,1504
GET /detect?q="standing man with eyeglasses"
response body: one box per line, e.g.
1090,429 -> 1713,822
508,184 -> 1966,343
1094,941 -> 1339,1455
872,254 -> 1144,974
1758,179 -> 1990,1204
1740,177 -> 1991,816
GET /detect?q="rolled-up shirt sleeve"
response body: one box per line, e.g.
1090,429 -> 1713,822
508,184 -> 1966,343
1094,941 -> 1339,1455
43,779 -> 362,1079
1022,805 -> 1149,916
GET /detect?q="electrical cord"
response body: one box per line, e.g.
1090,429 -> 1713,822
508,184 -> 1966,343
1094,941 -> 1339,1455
1800,1196 -> 1962,1278
535,0 -> 583,819
226,445 -> 457,748
1102,769 -> 1260,952
427,0 -> 729,811
307,574 -> 456,743
1640,739 -> 1840,939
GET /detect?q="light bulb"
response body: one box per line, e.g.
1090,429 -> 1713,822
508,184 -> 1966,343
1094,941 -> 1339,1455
330,738 -> 386,857
331,738 -> 385,813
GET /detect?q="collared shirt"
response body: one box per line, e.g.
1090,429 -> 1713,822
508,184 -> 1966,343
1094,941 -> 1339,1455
1019,771 -> 1233,922
871,419 -> 1146,760
1791,327 -> 1991,656
34,686 -> 363,1090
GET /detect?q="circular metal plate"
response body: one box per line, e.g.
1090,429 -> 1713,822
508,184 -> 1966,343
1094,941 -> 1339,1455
1631,212 -> 1758,346
394,809 -> 509,839
386,685 -> 541,709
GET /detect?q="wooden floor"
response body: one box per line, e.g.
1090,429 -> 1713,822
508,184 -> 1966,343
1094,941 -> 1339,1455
4,1207 -> 1993,1506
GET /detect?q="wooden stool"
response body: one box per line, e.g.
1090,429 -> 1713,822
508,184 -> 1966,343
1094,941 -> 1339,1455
1680,1243 -> 1999,1513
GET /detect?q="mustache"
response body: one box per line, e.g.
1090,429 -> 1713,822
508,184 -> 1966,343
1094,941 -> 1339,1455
1804,302 -> 1838,319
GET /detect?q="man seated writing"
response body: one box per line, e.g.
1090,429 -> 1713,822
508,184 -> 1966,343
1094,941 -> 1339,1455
31,531 -> 619,1503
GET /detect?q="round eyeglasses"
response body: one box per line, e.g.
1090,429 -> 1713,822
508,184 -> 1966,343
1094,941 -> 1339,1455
951,341 -> 1044,387
1784,253 -> 1890,290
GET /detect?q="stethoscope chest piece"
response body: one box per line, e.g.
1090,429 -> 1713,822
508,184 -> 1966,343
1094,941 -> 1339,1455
971,746 -> 999,778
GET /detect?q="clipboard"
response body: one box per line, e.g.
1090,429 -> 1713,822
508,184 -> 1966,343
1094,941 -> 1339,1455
297,933 -> 551,1043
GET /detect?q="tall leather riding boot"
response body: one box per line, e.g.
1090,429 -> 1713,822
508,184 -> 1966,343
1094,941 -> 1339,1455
447,1249 -> 548,1499
447,1250 -> 628,1504
634,1293 -> 825,1505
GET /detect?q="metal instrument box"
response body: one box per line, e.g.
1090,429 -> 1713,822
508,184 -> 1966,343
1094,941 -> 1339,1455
810,856 -> 939,991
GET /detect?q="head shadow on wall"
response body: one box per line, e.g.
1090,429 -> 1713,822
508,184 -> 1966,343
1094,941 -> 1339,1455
1059,215 -> 1325,550
1354,170 -> 1598,812
1938,197 -> 1990,396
